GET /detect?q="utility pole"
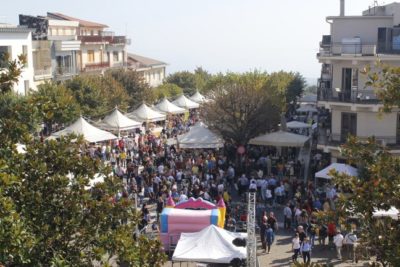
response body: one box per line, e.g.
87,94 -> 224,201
247,192 -> 257,267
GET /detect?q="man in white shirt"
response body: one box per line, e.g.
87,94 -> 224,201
333,230 -> 344,260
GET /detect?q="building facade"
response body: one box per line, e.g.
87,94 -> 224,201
19,12 -> 128,85
317,1 -> 400,161
0,24 -> 35,94
127,53 -> 167,87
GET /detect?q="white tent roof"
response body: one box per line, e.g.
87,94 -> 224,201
177,123 -> 224,149
189,91 -> 206,103
315,163 -> 358,179
297,105 -> 318,113
287,121 -> 312,129
172,95 -> 200,109
249,130 -> 309,147
172,225 -> 246,264
51,117 -> 117,143
126,103 -> 166,122
98,108 -> 141,131
373,207 -> 399,220
154,98 -> 186,114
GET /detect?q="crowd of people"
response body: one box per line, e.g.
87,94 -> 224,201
78,108 -> 360,265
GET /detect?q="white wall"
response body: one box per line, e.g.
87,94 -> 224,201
0,31 -> 35,94
331,17 -> 393,43
331,108 -> 397,144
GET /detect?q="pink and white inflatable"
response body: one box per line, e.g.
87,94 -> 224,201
160,197 -> 226,250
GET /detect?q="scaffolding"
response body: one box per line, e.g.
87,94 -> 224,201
247,192 -> 257,267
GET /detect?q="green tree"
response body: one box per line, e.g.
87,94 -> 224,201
202,71 -> 280,145
363,62 -> 400,112
165,71 -> 197,95
331,136 -> 400,267
193,66 -> 212,93
0,53 -> 27,94
0,92 -> 40,146
30,82 -> 80,134
264,71 -> 305,112
152,83 -> 183,100
64,75 -> 129,118
107,69 -> 152,108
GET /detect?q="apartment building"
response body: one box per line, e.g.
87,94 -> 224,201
19,14 -> 80,84
317,1 -> 400,161
46,13 -> 128,73
19,12 -> 128,84
127,53 -> 167,87
0,24 -> 35,94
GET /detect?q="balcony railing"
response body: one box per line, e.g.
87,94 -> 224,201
78,35 -> 127,45
34,68 -> 52,80
83,62 -> 110,71
55,67 -> 77,76
318,87 -> 380,104
318,42 -> 377,57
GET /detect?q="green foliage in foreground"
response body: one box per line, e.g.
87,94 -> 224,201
0,93 -> 166,266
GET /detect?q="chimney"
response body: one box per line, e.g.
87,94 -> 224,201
340,0 -> 345,16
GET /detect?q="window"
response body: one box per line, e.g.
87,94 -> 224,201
22,45 -> 28,67
24,80 -> 30,95
341,112 -> 357,142
113,51 -> 119,62
0,46 -> 11,68
87,50 -> 95,63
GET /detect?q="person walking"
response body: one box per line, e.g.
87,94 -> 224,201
334,230 -> 344,260
292,232 -> 301,262
300,237 -> 312,264
283,203 -> 292,230
264,224 -> 275,254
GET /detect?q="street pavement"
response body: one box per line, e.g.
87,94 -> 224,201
256,206 -> 369,267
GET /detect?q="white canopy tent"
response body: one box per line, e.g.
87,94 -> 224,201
98,108 -> 141,132
249,130 -> 309,147
51,117 -> 117,143
189,91 -> 206,103
177,123 -> 224,149
296,105 -> 318,113
172,225 -> 246,264
172,95 -> 200,109
154,98 -> 186,114
373,207 -> 399,220
126,103 -> 166,122
315,163 -> 358,179
287,121 -> 312,129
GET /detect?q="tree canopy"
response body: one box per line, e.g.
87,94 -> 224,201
331,136 -> 400,267
0,53 -> 27,94
202,71 -> 281,145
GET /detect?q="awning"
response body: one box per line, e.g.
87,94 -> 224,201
177,123 -> 224,149
126,103 -> 166,122
51,117 -> 117,143
172,225 -> 246,264
315,163 -> 358,179
249,130 -> 309,147
172,95 -> 200,109
154,98 -> 186,114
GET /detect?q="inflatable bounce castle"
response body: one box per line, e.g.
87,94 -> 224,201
160,196 -> 226,250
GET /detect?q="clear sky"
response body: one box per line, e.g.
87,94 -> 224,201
1,0 -> 379,80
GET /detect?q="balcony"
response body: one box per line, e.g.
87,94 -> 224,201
55,67 -> 77,79
34,68 -> 52,80
78,35 -> 127,45
83,62 -> 110,72
318,87 -> 380,104
318,42 -> 377,57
